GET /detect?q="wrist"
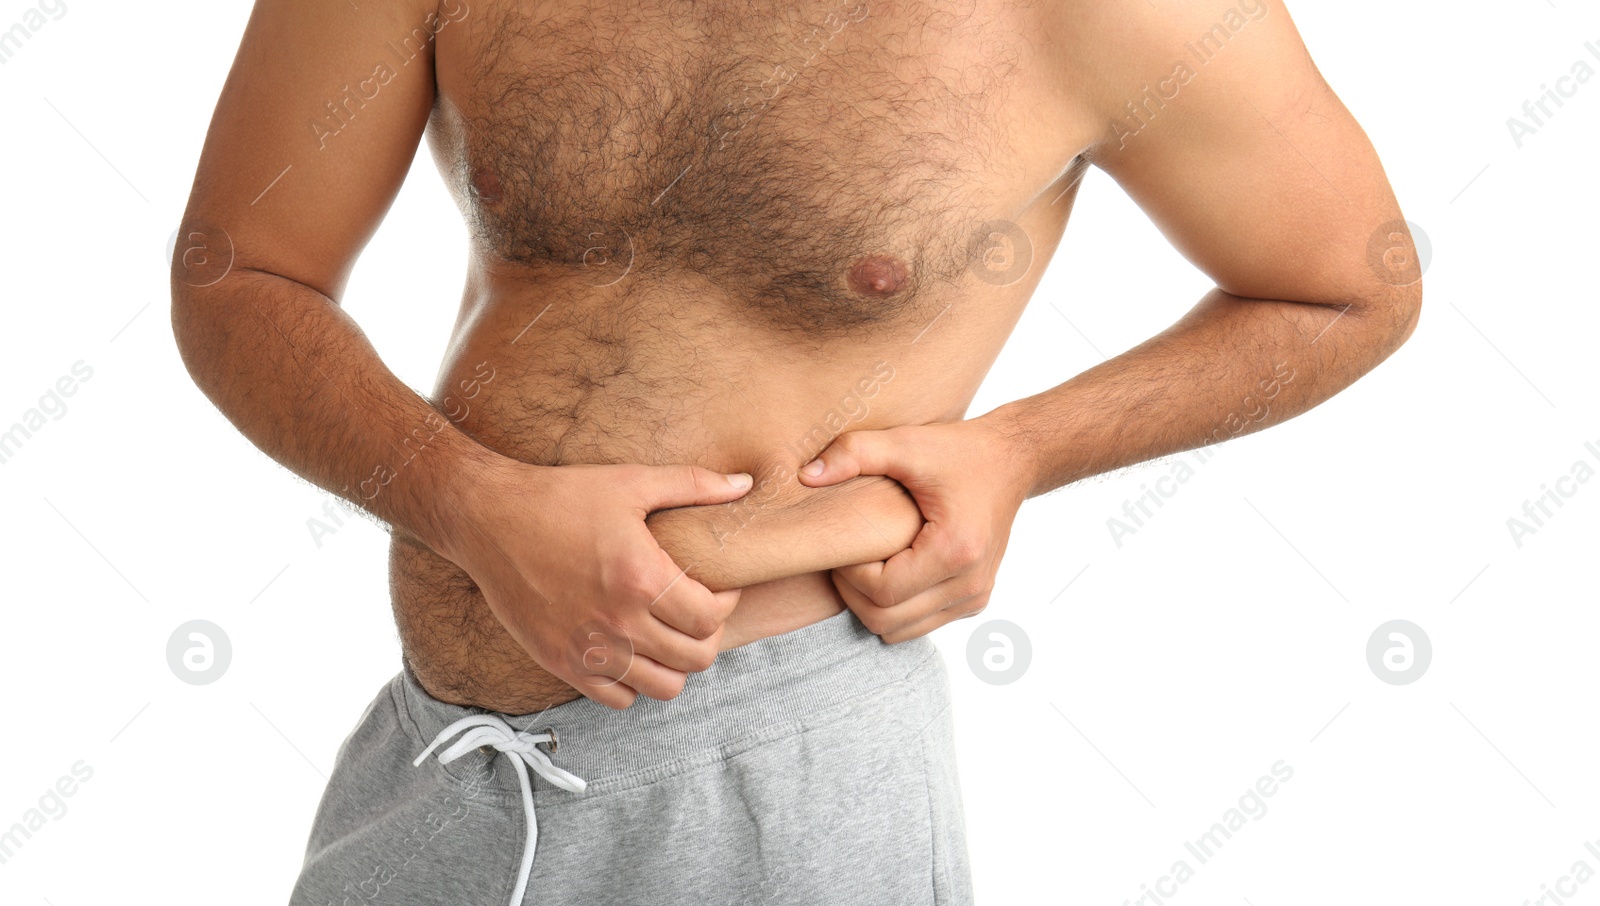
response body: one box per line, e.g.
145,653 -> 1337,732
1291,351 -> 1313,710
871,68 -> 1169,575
975,400 -> 1058,500
422,440 -> 523,566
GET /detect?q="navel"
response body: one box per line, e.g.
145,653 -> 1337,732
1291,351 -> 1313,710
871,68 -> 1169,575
470,164 -> 503,205
846,254 -> 909,297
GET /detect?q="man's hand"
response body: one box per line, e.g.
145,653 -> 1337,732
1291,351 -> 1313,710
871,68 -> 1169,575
443,456 -> 754,710
797,417 -> 1029,643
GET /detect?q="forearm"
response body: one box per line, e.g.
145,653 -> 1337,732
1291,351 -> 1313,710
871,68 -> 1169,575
991,286 -> 1419,497
647,474 -> 923,592
171,268 -> 492,561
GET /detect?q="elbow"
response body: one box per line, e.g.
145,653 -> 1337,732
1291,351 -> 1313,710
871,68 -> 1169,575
169,273 -> 246,404
169,283 -> 215,387
168,262 -> 273,383
1348,277 -> 1422,364
1382,278 -> 1423,357
167,223 -> 236,349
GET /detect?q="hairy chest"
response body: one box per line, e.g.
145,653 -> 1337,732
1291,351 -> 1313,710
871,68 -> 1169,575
431,0 -> 1045,334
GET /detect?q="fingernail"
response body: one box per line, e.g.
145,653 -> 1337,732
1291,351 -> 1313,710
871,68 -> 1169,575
727,472 -> 752,490
800,459 -> 824,478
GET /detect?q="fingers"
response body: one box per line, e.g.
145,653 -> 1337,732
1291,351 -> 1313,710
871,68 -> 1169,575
562,614 -> 716,704
559,622 -> 640,709
594,552 -> 732,676
579,682 -> 638,711
831,567 -> 881,617
837,576 -> 951,637
711,587 -> 743,617
633,464 -> 753,511
879,606 -> 973,645
646,553 -> 741,636
799,428 -> 920,488
835,528 -> 964,608
572,649 -> 692,705
833,564 -> 989,642
559,510 -> 741,706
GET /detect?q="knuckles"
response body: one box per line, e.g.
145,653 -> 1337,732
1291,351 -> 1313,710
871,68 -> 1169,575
648,673 -> 689,701
614,463 -> 652,492
679,465 -> 713,498
941,533 -> 985,570
683,643 -> 719,674
679,613 -> 719,641
601,689 -> 638,711
577,613 -> 636,661
854,607 -> 894,635
696,605 -> 735,640
606,560 -> 663,602
955,575 -> 991,601
866,587 -> 900,609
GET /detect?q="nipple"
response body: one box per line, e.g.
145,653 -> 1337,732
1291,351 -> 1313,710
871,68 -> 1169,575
846,254 -> 909,297
470,164 -> 503,205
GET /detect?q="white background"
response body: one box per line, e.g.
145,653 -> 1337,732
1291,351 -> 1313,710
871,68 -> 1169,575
2,0 -> 1596,903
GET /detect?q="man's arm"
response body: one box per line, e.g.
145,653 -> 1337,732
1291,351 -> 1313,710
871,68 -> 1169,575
174,0 -> 921,702
799,0 -> 1421,640
997,0 -> 1420,492
172,0 -> 484,561
172,0 -> 765,709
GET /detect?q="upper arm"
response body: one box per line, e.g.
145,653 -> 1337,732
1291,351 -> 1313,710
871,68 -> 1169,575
175,0 -> 443,302
1060,0 -> 1420,316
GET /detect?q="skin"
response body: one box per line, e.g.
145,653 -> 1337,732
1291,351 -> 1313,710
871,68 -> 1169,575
171,0 -> 1418,713
802,0 -> 1423,641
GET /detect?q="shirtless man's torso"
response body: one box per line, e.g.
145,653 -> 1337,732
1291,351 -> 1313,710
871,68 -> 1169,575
173,1 -> 1418,899
401,0 -> 1082,712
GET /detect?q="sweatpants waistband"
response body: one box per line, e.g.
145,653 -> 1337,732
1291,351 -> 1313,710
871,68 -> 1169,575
394,608 -> 944,795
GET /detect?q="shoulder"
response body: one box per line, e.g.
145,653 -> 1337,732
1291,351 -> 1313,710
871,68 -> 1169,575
1038,0 -> 1317,157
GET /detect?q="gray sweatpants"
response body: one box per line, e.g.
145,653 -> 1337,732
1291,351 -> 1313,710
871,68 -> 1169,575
289,609 -> 973,905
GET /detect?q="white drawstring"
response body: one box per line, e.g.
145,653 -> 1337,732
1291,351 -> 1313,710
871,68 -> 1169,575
413,714 -> 588,906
